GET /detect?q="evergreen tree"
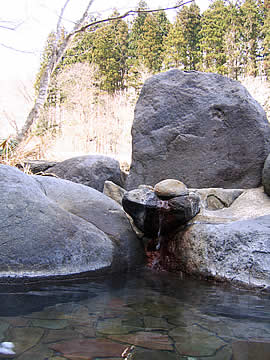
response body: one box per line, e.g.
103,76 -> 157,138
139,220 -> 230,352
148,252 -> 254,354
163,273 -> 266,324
137,11 -> 170,72
240,0 -> 263,76
92,11 -> 129,92
128,0 -> 149,62
62,17 -> 99,66
199,0 -> 229,74
127,0 -> 149,87
164,3 -> 201,70
224,1 -> 243,79
262,0 -> 270,78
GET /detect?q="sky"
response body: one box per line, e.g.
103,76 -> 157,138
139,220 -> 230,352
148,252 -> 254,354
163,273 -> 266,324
0,0 -> 210,136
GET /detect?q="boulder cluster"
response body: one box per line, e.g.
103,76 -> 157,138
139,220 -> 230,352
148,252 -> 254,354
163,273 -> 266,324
0,164 -> 144,281
1,70 -> 270,291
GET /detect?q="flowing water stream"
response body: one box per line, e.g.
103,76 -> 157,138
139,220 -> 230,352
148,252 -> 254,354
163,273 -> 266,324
0,268 -> 269,359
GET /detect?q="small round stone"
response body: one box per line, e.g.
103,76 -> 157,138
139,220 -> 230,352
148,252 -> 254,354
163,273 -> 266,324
154,179 -> 188,199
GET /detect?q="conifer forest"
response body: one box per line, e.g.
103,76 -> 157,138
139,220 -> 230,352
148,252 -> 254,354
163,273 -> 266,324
38,0 -> 270,94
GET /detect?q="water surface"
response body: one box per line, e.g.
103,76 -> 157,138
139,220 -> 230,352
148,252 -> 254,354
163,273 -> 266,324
0,269 -> 269,359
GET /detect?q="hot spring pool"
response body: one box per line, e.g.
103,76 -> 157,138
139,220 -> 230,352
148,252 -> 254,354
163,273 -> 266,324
0,268 -> 269,359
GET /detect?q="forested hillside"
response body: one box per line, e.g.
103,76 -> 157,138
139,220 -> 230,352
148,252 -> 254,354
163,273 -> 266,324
4,0 -> 269,165
38,0 -> 269,91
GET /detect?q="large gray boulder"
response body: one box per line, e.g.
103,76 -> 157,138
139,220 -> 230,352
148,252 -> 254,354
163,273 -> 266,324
0,165 -> 144,281
18,160 -> 57,174
262,153 -> 270,196
45,155 -> 125,192
166,187 -> 270,290
173,215 -> 270,290
126,70 -> 270,189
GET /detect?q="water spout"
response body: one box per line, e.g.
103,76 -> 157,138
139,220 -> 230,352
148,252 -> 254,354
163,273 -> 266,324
156,200 -> 169,251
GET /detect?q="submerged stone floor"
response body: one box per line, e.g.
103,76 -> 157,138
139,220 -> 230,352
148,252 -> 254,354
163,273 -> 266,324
0,270 -> 269,359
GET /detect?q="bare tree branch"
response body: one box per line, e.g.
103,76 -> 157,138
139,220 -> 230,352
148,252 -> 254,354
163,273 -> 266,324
15,0 -> 192,145
73,0 -> 194,35
0,20 -> 24,31
53,0 -> 94,74
0,42 -> 35,53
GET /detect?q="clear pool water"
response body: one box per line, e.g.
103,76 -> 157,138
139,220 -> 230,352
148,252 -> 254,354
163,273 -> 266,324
0,268 -> 269,359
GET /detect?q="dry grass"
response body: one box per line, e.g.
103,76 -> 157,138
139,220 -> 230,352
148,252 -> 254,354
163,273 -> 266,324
30,63 -> 137,167
0,135 -> 44,173
44,90 -> 135,164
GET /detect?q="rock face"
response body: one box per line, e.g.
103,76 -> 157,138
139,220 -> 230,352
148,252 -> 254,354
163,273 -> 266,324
166,187 -> 270,290
192,188 -> 243,211
174,216 -> 270,289
103,180 -> 126,205
45,155 -> 125,192
232,341 -> 270,360
262,153 -> 270,196
126,70 -> 270,189
0,165 -> 144,281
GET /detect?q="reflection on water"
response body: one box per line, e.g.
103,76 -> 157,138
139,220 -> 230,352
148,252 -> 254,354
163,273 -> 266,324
0,269 -> 269,359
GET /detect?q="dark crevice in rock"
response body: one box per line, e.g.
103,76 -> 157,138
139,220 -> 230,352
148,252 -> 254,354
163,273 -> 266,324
122,180 -> 200,272
206,195 -> 227,210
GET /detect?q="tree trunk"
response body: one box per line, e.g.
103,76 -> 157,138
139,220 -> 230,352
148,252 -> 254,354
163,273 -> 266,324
16,64 -> 51,143
15,0 -> 94,145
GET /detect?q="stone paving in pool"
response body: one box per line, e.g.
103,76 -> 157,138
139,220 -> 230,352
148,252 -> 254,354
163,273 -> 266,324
0,271 -> 269,359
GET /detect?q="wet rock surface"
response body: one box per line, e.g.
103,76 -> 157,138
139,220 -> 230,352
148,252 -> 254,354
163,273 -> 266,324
122,185 -> 200,237
50,338 -> 127,359
232,340 -> 270,360
108,331 -> 174,351
122,180 -> 270,289
170,324 -> 226,356
123,186 -> 163,236
126,70 -> 270,189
